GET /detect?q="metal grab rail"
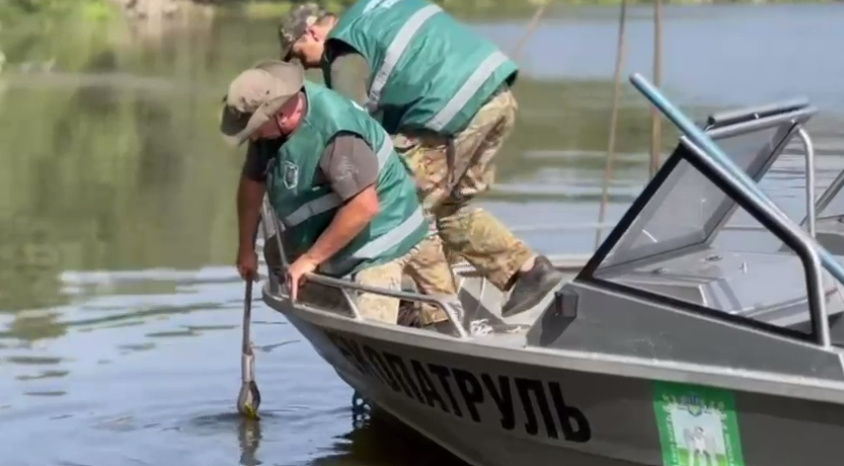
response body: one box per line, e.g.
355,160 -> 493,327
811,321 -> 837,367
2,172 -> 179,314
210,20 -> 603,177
258,197 -> 471,339
630,73 -> 835,348
506,222 -> 775,234
798,127 -> 817,238
506,121 -> 821,241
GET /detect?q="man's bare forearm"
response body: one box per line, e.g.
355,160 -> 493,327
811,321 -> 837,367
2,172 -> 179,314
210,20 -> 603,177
237,175 -> 266,252
305,186 -> 379,266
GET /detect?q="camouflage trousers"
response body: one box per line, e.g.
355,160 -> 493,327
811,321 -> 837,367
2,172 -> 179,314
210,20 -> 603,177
395,86 -> 535,326
264,235 -> 431,324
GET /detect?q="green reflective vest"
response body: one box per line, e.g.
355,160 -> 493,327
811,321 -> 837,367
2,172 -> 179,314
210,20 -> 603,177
323,0 -> 518,136
266,81 -> 428,277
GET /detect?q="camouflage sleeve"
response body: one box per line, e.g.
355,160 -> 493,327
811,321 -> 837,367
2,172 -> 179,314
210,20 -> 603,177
327,47 -> 371,107
319,132 -> 379,201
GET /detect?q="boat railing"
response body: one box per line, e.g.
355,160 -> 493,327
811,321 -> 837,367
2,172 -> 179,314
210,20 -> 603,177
630,73 -> 838,348
488,102 -> 823,242
702,98 -> 819,240
804,132 -> 844,226
797,128 -> 817,237
258,197 -> 473,338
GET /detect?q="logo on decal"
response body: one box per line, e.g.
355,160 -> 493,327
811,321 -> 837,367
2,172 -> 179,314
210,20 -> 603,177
679,393 -> 704,416
282,161 -> 299,190
653,382 -> 745,466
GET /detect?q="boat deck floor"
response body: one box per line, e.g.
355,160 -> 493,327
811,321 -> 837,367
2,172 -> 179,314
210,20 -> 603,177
448,261 -> 579,344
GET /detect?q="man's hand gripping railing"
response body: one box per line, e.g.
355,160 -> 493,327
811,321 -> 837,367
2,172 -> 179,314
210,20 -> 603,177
259,196 -> 469,339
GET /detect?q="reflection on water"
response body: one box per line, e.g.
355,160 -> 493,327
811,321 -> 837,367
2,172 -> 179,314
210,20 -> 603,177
314,413 -> 470,466
1,3 -> 844,466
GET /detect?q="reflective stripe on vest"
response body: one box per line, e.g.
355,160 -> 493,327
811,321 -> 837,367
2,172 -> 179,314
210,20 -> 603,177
320,205 -> 426,276
364,4 -> 507,132
366,4 -> 442,109
281,130 -> 395,228
425,50 -> 508,131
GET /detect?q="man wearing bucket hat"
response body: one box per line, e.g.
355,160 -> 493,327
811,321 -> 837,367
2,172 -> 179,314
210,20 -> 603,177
223,59 -> 431,324
274,0 -> 564,322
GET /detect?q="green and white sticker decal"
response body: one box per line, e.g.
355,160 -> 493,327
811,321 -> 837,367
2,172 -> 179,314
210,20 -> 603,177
652,381 -> 745,466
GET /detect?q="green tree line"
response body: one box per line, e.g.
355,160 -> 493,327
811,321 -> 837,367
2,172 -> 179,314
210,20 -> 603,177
2,0 -> 835,25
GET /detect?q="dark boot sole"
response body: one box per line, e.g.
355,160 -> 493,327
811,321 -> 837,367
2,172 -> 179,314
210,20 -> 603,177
501,270 -> 565,318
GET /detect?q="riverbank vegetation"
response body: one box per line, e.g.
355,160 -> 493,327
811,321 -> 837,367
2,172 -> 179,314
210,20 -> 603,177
0,0 -> 115,23
234,0 -> 837,20
1,0 -> 838,26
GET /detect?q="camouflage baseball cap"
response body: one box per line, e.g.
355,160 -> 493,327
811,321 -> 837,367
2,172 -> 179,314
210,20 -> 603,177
278,2 -> 328,61
219,60 -> 305,146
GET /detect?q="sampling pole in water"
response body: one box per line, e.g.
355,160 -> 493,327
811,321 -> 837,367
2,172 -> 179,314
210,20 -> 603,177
594,0 -> 628,250
236,224 -> 262,419
237,278 -> 261,419
649,0 -> 664,178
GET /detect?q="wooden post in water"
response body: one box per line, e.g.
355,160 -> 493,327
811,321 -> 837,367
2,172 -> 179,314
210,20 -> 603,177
512,1 -> 548,60
649,0 -> 664,178
594,0 -> 628,250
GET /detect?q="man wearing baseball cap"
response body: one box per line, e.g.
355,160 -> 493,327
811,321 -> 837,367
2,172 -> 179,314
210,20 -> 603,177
222,59 -> 431,324
274,0 -> 564,324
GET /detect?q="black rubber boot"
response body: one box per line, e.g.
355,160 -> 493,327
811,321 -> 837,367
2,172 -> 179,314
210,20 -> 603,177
501,255 -> 564,318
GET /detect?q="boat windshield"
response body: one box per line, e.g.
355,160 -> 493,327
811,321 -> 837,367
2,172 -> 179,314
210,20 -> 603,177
596,108 -> 813,272
577,79 -> 844,343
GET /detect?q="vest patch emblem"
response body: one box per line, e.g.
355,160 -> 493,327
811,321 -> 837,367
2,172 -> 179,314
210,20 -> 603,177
282,161 -> 299,190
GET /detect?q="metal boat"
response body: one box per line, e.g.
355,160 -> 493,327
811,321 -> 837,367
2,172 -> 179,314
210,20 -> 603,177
258,73 -> 844,466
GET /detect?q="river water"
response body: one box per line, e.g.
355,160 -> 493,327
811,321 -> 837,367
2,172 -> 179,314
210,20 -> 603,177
1,3 -> 843,465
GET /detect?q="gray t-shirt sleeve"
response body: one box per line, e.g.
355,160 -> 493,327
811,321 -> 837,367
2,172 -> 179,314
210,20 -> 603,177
241,138 -> 284,181
326,44 -> 371,107
319,132 -> 379,201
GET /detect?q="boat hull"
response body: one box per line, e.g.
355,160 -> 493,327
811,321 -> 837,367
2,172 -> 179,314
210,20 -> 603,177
280,307 -> 844,466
